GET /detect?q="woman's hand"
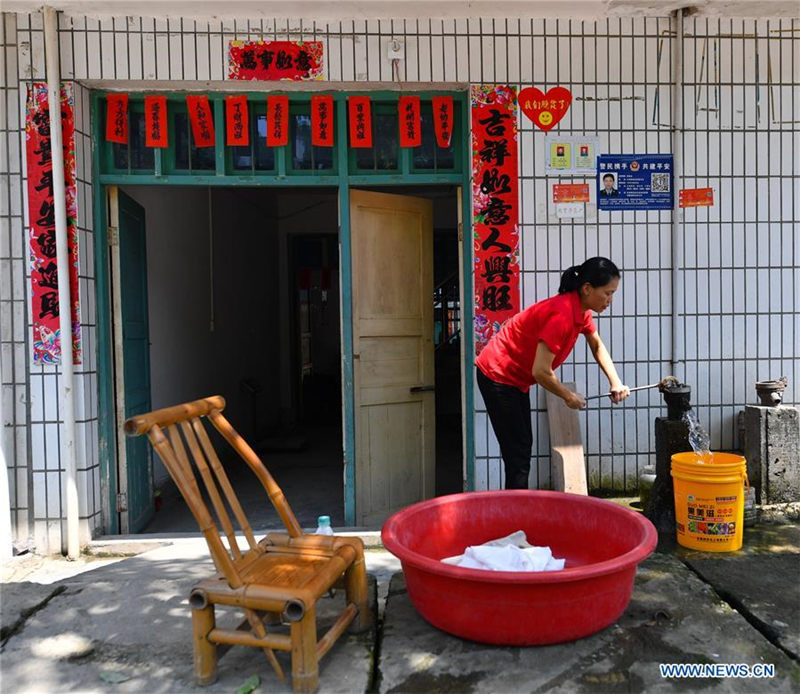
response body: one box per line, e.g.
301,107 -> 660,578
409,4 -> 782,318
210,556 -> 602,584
563,391 -> 587,410
609,383 -> 631,404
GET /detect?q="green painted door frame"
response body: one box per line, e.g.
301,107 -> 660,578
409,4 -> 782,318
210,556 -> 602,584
91,89 -> 475,529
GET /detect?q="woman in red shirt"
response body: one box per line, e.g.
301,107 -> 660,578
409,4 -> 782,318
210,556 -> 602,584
476,257 -> 630,489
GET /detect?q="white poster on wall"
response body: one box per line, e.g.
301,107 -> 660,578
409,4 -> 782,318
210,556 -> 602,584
545,135 -> 600,175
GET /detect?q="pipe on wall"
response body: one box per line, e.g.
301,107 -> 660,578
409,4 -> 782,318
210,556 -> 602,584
43,5 -> 80,559
670,7 -> 685,384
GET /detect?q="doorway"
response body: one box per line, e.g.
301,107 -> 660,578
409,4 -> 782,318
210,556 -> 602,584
351,186 -> 463,526
110,186 -> 344,532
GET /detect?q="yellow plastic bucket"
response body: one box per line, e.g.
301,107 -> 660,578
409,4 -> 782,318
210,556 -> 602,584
671,452 -> 749,552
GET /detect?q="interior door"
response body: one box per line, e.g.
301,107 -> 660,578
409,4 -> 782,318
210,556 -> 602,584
109,187 -> 154,533
350,189 -> 434,525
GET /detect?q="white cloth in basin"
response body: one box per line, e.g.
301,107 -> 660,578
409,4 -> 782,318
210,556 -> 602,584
441,530 -> 565,572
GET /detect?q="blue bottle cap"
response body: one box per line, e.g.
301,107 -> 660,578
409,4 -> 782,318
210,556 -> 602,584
317,515 -> 331,525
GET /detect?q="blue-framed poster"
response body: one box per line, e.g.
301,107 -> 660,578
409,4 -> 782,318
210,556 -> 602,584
597,154 -> 673,210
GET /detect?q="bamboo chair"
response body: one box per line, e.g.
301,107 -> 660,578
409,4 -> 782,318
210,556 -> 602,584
125,395 -> 371,693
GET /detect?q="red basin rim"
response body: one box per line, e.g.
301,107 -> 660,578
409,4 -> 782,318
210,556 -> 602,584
382,491 -> 658,585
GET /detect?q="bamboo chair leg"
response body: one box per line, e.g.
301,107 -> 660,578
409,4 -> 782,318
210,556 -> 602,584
245,609 -> 285,681
290,606 -> 319,694
192,604 -> 218,686
345,557 -> 371,633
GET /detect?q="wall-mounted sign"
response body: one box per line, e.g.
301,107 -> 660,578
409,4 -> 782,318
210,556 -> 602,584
555,203 -> 585,219
679,187 -> 714,208
545,135 -> 599,174
228,40 -> 324,81
552,183 -> 590,203
518,86 -> 572,131
597,154 -> 673,211
472,85 -> 520,356
26,83 -> 81,365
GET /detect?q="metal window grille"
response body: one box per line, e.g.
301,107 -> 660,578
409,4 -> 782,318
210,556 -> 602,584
0,12 -> 797,550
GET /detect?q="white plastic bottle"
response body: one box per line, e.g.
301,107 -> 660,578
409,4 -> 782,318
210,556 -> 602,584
315,515 -> 334,535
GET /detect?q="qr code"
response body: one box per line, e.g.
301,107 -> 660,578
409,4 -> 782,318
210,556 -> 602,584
651,172 -> 670,192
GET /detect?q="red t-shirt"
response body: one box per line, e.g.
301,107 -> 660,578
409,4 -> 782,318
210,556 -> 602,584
476,291 -> 597,392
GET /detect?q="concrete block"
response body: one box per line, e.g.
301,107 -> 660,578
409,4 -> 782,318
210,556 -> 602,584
743,405 -> 800,504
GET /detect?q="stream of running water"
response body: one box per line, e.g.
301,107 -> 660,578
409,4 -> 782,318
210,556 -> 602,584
682,409 -> 712,462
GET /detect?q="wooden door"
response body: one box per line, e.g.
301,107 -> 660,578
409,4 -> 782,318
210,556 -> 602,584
350,190 -> 434,525
109,187 -> 154,533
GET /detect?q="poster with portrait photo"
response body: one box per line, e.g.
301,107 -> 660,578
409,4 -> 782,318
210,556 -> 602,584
598,171 -> 619,198
596,154 -> 673,210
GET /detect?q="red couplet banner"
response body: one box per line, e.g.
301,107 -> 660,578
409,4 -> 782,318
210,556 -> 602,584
266,95 -> 289,147
225,95 -> 249,147
105,93 -> 128,143
471,85 -> 520,356
186,95 -> 215,147
228,40 -> 324,81
431,96 -> 454,148
398,96 -> 421,147
348,96 -> 372,148
26,83 -> 81,364
144,95 -> 168,148
311,95 -> 334,147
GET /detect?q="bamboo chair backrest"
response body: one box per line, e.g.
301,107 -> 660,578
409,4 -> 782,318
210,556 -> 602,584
125,396 -> 304,587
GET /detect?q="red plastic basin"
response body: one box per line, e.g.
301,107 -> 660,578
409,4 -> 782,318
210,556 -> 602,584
381,490 -> 657,645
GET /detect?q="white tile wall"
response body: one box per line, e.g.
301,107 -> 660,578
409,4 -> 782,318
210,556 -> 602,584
1,11 -> 798,553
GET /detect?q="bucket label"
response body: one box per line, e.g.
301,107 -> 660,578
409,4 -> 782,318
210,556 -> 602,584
687,520 -> 737,537
682,496 -> 740,540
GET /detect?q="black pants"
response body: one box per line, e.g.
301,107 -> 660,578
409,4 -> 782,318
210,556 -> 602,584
477,368 -> 532,489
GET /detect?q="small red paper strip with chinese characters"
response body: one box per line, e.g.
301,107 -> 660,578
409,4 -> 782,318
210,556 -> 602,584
398,96 -> 421,147
225,95 -> 249,146
186,95 -> 215,147
348,96 -> 372,148
266,95 -> 289,147
311,95 -> 334,146
105,93 -> 128,143
26,83 -> 81,365
228,40 -> 324,81
553,183 -> 590,203
472,85 -> 519,356
679,187 -> 714,208
432,96 -> 454,148
145,95 -> 168,148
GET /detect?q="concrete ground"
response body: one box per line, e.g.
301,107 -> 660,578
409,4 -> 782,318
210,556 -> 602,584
2,524 -> 798,694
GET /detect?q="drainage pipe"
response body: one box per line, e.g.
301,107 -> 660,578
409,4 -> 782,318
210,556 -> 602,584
43,5 -> 80,560
0,343 -> 11,559
670,7 -> 685,384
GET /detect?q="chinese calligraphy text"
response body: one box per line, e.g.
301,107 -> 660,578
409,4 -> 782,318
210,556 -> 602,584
186,95 -> 215,147
26,83 -> 81,364
105,93 -> 128,143
311,95 -> 334,146
225,95 -> 249,147
472,86 -> 520,355
266,95 -> 289,147
228,41 -> 324,81
145,95 -> 168,148
348,96 -> 372,148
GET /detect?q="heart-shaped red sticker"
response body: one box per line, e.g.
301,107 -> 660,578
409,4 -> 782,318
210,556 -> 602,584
518,87 -> 572,131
